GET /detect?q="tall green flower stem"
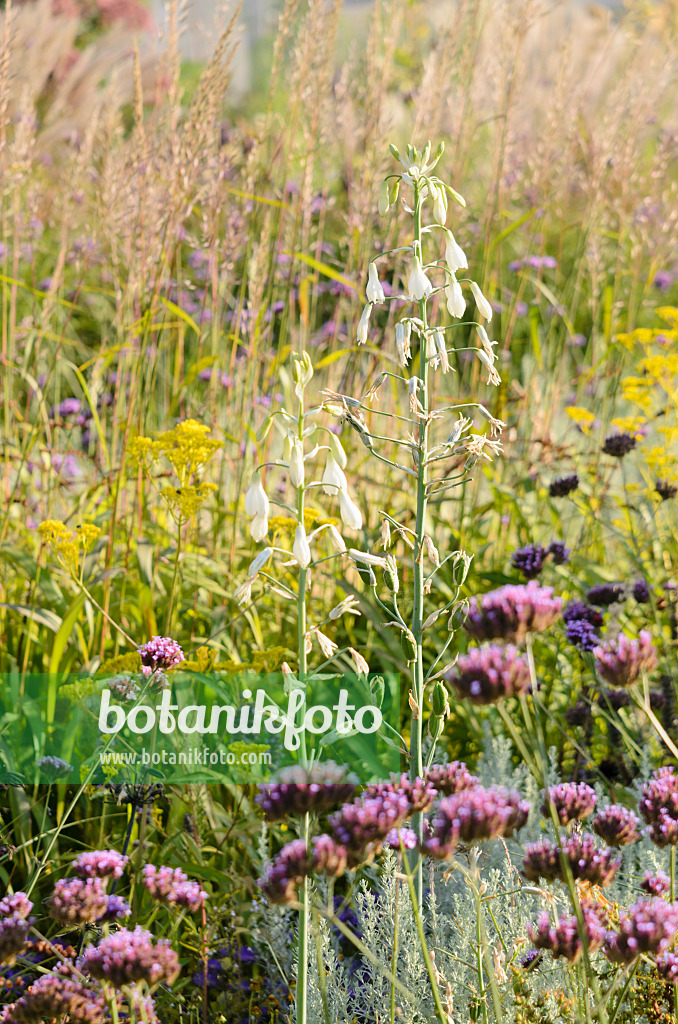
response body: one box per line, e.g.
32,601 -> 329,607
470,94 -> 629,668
409,177 -> 430,911
295,390 -> 310,1024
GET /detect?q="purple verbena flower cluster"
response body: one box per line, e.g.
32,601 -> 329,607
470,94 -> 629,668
72,850 -> 129,880
522,834 -> 621,887
258,835 -> 348,904
329,791 -> 411,867
446,645 -> 531,704
632,578 -> 650,603
602,433 -> 636,458
386,827 -> 418,850
656,479 -> 678,501
362,774 -> 437,814
138,636 -> 185,676
542,783 -> 597,825
0,916 -> 31,967
549,474 -> 579,498
593,630 -> 658,688
527,907 -> 606,963
657,950 -> 678,982
586,583 -> 624,607
562,601 -> 604,651
639,767 -> 678,847
47,878 -> 109,925
463,581 -> 563,643
255,762 -> 357,821
0,963 -> 106,1024
425,786 -> 529,860
592,805 -> 641,847
604,898 -> 678,964
83,926 -> 180,987
511,545 -> 548,580
142,865 -> 207,912
641,871 -> 671,897
425,761 -> 479,795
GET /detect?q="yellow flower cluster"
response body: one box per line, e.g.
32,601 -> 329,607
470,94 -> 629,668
564,406 -> 595,430
160,483 -> 217,519
37,520 -> 101,573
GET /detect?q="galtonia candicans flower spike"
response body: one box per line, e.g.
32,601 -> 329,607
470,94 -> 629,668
407,253 -> 433,301
444,230 -> 467,272
366,262 -> 385,304
469,280 -> 493,321
446,275 -> 466,318
293,525 -> 311,568
357,303 -> 371,345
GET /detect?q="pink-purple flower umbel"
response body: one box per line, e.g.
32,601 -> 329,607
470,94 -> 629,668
527,908 -> 606,964
47,877 -> 109,925
542,783 -> 597,826
258,835 -> 349,904
329,792 -> 411,868
255,762 -> 357,821
604,898 -> 678,964
463,581 -> 562,643
72,850 -> 128,880
592,805 -> 641,847
522,834 -> 621,887
0,963 -> 105,1024
593,630 -> 658,688
142,865 -> 207,912
425,761 -> 479,795
138,636 -> 185,676
446,645 -> 531,704
425,786 -> 529,860
641,871 -> 671,897
83,926 -> 180,987
639,767 -> 678,847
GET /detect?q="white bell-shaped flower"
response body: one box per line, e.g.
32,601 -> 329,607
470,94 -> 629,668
435,329 -> 450,373
289,439 -> 305,487
326,524 -> 347,553
339,490 -> 363,530
366,263 -> 385,304
431,183 -> 447,226
395,321 -> 411,367
244,475 -> 268,517
293,525 -> 311,568
357,303 -> 371,345
322,454 -> 348,496
445,230 -> 467,273
470,280 -> 493,321
407,254 -> 433,301
446,275 -> 466,319
250,513 -> 269,542
248,547 -> 273,576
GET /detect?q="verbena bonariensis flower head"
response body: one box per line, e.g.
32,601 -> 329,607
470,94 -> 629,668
1,963 -> 106,1024
426,761 -> 479,795
527,908 -> 606,964
446,645 -> 530,704
72,850 -> 128,880
138,636 -> 185,676
386,827 -> 418,850
604,898 -> 678,964
543,783 -> 597,825
0,915 -> 31,966
258,839 -> 314,904
548,541 -> 570,565
549,474 -> 579,498
657,950 -> 678,982
329,792 -> 411,867
424,786 -> 529,860
562,602 -> 603,627
586,583 -> 624,607
641,871 -> 671,897
142,865 -> 207,912
522,834 -> 621,887
593,630 -> 658,688
565,619 -> 601,651
47,877 -> 109,925
592,805 -> 641,847
97,895 -> 130,923
0,894 -> 32,920
632,578 -> 650,603
310,834 -> 348,877
511,544 -> 548,580
83,926 -> 180,987
36,755 -> 72,778
656,479 -> 678,501
602,432 -> 636,458
463,581 -> 563,643
362,774 -> 437,814
255,762 -> 357,821
640,767 -> 678,847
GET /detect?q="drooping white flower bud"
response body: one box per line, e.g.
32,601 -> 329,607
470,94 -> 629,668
245,475 -> 268,517
349,647 -> 369,675
328,595 -> 361,620
248,547 -> 273,576
293,525 -> 311,568
349,548 -> 387,567
250,514 -> 269,543
435,329 -> 450,373
395,321 -> 411,367
446,275 -> 466,319
431,182 -> 447,226
445,230 -> 467,273
322,454 -> 348,496
326,524 -> 347,553
339,490 -> 363,530
425,332 -> 437,361
378,179 -> 390,216
357,303 -> 372,345
477,349 -> 501,386
234,575 -> 256,606
470,280 -> 493,321
407,254 -> 433,301
366,263 -> 385,304
289,439 -> 305,487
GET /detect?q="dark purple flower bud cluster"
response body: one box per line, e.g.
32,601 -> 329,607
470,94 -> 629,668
641,871 -> 671,897
656,479 -> 678,501
255,762 -> 357,821
562,601 -> 604,651
640,767 -> 678,847
527,907 -> 606,963
36,755 -> 72,777
83,926 -> 180,987
362,774 -> 437,813
592,805 -> 641,847
426,761 -> 479,795
522,834 -> 621,887
542,783 -> 597,825
138,635 -> 185,676
632,578 -> 650,603
72,850 -> 128,880
0,963 -> 106,1024
548,541 -> 570,565
258,835 -> 349,904
47,878 -> 109,925
511,545 -> 548,580
425,786 -> 529,860
463,581 -> 563,643
602,433 -> 636,458
604,898 -> 678,963
586,584 -> 625,607
549,474 -> 579,498
329,791 -> 411,867
446,645 -> 531,704
142,865 -> 207,912
593,630 -> 658,688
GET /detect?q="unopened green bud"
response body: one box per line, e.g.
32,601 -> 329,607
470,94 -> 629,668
382,555 -> 399,594
451,550 -> 473,586
431,682 -> 450,719
400,629 -> 417,664
378,179 -> 390,216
